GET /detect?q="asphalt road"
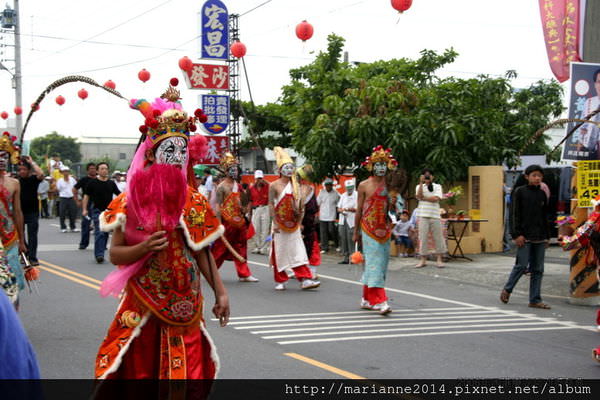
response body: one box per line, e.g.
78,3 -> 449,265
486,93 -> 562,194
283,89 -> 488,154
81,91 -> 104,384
17,218 -> 600,379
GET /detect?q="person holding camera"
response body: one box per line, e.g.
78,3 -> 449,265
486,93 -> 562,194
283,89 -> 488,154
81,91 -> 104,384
415,168 -> 446,268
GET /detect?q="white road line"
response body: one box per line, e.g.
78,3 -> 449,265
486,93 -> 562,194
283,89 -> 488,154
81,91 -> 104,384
233,312 -> 520,330
249,317 -> 554,334
276,326 -> 577,345
212,307 -> 476,321
227,309 -> 501,325
247,260 -> 598,333
262,321 -> 559,340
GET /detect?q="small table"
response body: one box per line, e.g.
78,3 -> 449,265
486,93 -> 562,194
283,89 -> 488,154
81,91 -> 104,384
446,219 -> 488,261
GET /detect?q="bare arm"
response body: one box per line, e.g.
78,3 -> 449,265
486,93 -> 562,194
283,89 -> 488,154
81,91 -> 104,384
82,194 -> 90,216
268,183 -> 280,232
108,226 -> 167,265
12,182 -> 26,253
353,184 -> 366,242
214,184 -> 226,221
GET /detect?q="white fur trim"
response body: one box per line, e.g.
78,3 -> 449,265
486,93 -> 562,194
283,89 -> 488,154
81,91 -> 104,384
199,322 -> 220,378
180,216 -> 225,251
99,210 -> 126,233
97,312 -> 150,380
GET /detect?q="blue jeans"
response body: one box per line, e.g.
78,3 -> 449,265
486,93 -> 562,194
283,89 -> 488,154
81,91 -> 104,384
503,242 -> 546,304
79,203 -> 93,249
395,235 -> 413,249
23,212 -> 39,263
92,208 -> 108,259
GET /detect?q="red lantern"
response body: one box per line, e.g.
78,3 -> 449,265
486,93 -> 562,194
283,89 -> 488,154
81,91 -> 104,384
138,69 -> 151,83
78,89 -> 88,100
231,41 -> 247,58
0,111 -> 7,120
391,0 -> 412,13
104,80 -> 116,90
295,20 -> 314,42
14,106 -> 22,115
55,96 -> 65,106
31,103 -> 40,111
178,56 -> 193,72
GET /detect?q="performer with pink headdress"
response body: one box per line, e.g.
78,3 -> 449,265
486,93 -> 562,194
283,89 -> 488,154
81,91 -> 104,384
95,81 -> 228,379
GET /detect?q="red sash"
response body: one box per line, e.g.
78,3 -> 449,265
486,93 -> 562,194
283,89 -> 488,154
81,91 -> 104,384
275,193 -> 299,233
0,185 -> 17,248
221,191 -> 245,228
360,183 -> 391,243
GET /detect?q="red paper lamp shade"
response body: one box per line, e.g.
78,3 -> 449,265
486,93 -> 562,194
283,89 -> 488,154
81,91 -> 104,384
14,106 -> 22,115
231,41 -> 247,58
295,20 -> 314,42
178,56 -> 193,72
1,111 -> 8,120
138,69 -> 151,83
391,0 -> 413,13
55,96 -> 65,106
104,80 -> 116,90
78,89 -> 88,100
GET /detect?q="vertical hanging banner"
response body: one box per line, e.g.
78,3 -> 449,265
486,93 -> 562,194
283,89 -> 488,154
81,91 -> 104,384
197,136 -> 229,165
539,0 -> 582,82
201,0 -> 229,60
184,63 -> 229,90
202,94 -> 230,134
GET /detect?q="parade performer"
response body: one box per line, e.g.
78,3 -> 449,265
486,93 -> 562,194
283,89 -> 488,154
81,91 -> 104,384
95,83 -> 229,379
558,199 -> 600,363
269,147 -> 320,291
211,152 -> 259,282
297,165 -> 321,279
353,145 -> 398,315
0,133 -> 27,305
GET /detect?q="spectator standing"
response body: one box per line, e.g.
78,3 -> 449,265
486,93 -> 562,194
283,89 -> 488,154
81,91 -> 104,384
56,166 -> 79,233
82,162 -> 121,263
317,178 -> 340,253
392,210 -> 414,257
249,170 -> 270,255
337,180 -> 357,264
74,163 -> 97,250
37,176 -> 50,218
415,168 -> 447,268
47,178 -> 58,217
500,164 -> 551,309
17,156 -> 44,266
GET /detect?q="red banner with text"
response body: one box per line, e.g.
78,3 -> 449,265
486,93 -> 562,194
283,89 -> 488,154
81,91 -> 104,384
539,0 -> 582,82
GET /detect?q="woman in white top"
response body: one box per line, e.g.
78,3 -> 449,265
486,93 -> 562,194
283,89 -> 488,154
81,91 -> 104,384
415,168 -> 447,268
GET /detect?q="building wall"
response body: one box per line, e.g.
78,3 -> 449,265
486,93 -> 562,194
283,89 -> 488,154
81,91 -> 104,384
79,142 -> 137,170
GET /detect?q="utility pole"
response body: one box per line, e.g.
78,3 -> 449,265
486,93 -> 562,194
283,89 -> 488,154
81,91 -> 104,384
583,0 -> 600,63
1,0 -> 22,139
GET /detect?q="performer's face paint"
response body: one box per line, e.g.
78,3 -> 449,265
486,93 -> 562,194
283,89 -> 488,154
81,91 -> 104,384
373,162 -> 387,177
281,163 -> 295,177
154,137 -> 188,168
227,166 -> 239,179
0,151 -> 9,171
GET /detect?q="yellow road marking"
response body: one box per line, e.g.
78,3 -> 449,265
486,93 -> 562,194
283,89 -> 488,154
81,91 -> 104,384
38,265 -> 101,291
39,260 -> 103,284
284,352 -> 366,379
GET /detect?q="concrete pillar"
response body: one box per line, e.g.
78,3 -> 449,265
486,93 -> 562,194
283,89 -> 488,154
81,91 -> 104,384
582,0 -> 600,63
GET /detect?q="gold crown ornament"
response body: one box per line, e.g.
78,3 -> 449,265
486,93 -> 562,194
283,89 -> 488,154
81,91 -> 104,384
0,132 -> 21,164
274,146 -> 294,170
219,152 -> 239,171
130,78 -> 208,146
361,145 -> 398,171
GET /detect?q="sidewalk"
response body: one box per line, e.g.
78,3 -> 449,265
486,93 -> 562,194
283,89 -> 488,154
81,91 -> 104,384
320,245 -> 583,302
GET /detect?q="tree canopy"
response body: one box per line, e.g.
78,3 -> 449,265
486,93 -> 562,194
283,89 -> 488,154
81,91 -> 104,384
30,131 -> 82,168
244,34 -> 563,183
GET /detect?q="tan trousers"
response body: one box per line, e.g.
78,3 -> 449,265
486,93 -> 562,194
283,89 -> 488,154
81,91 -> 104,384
418,217 -> 447,255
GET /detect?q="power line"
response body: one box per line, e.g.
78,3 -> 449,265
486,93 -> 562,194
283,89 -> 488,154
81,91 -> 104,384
240,0 -> 274,17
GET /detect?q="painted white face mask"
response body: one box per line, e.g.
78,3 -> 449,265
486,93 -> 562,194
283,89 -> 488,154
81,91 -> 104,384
346,186 -> 355,195
155,137 -> 188,167
227,166 -> 239,179
0,151 -> 9,171
281,163 -> 295,177
373,162 -> 387,177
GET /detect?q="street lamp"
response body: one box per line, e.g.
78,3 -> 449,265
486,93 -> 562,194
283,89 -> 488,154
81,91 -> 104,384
1,7 -> 15,29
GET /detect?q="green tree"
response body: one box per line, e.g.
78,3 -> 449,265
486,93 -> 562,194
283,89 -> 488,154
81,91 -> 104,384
30,131 -> 82,169
274,34 -> 563,182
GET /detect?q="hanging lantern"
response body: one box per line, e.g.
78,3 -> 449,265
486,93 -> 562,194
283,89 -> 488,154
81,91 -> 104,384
231,41 -> 247,58
14,106 -> 22,115
78,89 -> 88,100
31,103 -> 40,111
138,69 -> 151,83
55,96 -> 65,106
391,0 -> 413,13
104,80 -> 116,90
1,111 -> 7,120
295,20 -> 314,42
178,56 -> 193,72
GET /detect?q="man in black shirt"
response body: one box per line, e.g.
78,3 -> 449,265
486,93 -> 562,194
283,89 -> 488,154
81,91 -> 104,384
82,162 -> 120,263
74,163 -> 96,250
17,156 -> 45,266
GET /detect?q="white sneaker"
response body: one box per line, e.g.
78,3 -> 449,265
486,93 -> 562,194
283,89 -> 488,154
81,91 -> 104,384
336,247 -> 341,252
61,229 -> 67,233
239,276 -> 259,282
320,250 -> 326,254
275,283 -> 286,291
259,249 -> 268,255
301,279 -> 320,290
360,298 -> 374,310
376,301 -> 392,315
251,248 -> 260,254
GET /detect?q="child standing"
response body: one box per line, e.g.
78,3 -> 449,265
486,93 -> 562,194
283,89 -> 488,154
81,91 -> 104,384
392,210 -> 414,257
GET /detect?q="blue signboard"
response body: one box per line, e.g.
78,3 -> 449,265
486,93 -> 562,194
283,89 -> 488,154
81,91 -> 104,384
201,0 -> 229,60
202,94 -> 229,134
